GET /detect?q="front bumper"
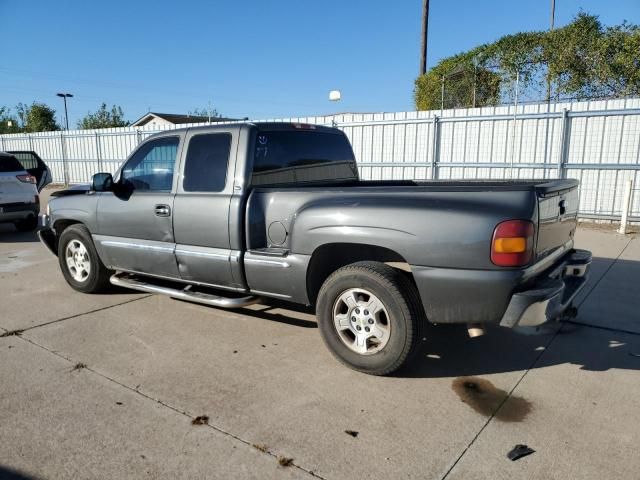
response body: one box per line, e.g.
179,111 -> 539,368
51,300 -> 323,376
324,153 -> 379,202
37,214 -> 58,255
499,249 -> 592,328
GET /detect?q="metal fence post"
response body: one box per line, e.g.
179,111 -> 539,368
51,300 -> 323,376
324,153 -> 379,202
95,131 -> 102,172
618,179 -> 633,234
431,115 -> 440,179
136,129 -> 142,145
0,134 -> 5,151
60,131 -> 69,186
557,108 -> 571,178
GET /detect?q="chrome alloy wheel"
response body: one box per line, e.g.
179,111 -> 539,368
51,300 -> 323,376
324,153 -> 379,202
332,288 -> 391,355
65,239 -> 91,282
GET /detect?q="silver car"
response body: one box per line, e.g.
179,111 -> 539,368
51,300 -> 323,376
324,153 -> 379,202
0,152 -> 42,231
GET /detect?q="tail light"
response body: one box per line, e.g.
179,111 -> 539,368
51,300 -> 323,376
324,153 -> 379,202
491,220 -> 534,267
16,174 -> 36,184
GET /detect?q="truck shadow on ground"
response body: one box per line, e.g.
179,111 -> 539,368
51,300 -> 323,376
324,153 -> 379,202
0,224 -> 39,243
398,256 -> 640,379
0,466 -> 38,480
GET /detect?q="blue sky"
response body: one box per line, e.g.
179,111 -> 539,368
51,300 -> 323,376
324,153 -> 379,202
1,0 -> 638,126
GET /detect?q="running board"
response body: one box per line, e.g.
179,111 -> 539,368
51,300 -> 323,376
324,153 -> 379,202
110,273 -> 261,309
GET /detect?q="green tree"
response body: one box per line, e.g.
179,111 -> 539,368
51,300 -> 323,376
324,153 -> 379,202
16,102 -> 60,132
414,13 -> 640,110
77,103 -> 129,129
188,107 -> 220,120
414,51 -> 501,110
0,106 -> 22,134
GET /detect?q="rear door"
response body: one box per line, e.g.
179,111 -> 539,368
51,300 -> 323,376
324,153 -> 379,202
9,151 -> 52,191
172,128 -> 241,289
93,135 -> 183,278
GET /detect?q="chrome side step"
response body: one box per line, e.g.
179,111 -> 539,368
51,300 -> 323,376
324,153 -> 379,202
110,273 -> 261,309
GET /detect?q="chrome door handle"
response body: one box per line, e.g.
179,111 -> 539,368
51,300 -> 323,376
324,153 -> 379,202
154,204 -> 171,217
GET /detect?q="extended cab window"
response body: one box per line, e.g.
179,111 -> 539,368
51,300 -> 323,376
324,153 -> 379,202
183,133 -> 231,192
121,137 -> 179,191
251,130 -> 358,186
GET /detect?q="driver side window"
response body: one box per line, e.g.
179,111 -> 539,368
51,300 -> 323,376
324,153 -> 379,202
121,136 -> 179,192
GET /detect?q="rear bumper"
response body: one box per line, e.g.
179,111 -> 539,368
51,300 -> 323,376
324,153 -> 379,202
411,247 -> 591,326
499,249 -> 591,328
0,202 -> 39,223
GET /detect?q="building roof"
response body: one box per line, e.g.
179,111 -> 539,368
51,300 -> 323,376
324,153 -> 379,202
132,112 -> 239,127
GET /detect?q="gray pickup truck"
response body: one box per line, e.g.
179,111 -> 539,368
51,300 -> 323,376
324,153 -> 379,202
39,122 -> 591,375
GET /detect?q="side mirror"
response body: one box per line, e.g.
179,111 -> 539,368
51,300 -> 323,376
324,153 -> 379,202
91,172 -> 113,192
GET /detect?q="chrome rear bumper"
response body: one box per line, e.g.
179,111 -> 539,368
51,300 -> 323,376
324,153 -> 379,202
500,249 -> 591,328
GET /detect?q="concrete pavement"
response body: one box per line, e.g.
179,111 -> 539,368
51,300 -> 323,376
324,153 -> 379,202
1,204 -> 639,479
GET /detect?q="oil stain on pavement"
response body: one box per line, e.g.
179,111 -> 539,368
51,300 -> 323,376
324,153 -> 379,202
452,377 -> 532,422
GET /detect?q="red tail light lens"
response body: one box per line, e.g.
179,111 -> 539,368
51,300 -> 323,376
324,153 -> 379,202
16,174 -> 36,184
491,220 -> 534,267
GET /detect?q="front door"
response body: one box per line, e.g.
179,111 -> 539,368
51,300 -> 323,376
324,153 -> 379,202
93,135 -> 183,278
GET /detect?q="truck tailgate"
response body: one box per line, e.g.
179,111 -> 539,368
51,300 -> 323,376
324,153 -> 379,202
535,179 -> 579,260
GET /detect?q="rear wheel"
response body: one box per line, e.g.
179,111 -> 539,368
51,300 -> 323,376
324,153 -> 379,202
14,215 -> 38,232
58,224 -> 112,293
316,261 -> 424,376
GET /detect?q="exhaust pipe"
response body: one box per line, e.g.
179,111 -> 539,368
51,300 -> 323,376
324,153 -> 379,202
467,323 -> 486,338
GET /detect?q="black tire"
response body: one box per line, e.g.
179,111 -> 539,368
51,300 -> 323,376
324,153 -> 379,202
14,215 -> 38,232
316,261 -> 425,376
57,224 -> 113,293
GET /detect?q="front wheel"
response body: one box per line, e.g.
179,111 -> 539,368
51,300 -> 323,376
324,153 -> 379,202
57,224 -> 113,293
316,261 -> 424,376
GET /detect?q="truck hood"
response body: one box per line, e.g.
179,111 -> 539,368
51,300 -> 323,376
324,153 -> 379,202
50,184 -> 91,197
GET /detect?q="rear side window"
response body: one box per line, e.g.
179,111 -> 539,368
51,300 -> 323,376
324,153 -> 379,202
251,130 -> 357,186
122,136 -> 179,191
183,133 -> 231,192
11,152 -> 39,169
0,155 -> 24,172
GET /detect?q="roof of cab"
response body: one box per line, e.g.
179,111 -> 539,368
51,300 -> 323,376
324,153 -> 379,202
144,121 -> 341,139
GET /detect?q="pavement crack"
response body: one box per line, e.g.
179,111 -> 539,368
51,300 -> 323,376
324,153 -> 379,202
440,328 -> 563,480
564,320 -> 640,336
13,334 -> 325,480
18,295 -> 152,333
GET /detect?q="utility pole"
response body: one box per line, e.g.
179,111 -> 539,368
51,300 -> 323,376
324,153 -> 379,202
546,0 -> 556,103
419,0 -> 430,75
56,92 -> 73,130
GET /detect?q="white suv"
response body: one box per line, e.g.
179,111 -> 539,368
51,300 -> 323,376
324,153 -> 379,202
0,152 -> 40,231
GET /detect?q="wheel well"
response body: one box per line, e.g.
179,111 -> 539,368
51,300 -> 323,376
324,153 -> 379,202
51,219 -> 83,254
306,243 -> 412,305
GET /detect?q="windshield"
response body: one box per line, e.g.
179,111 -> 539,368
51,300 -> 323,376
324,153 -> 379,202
251,130 -> 358,186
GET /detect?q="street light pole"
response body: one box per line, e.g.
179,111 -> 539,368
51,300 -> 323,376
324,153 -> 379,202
56,92 -> 73,130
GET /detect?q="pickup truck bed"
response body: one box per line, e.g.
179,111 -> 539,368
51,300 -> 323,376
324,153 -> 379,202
39,122 -> 591,375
